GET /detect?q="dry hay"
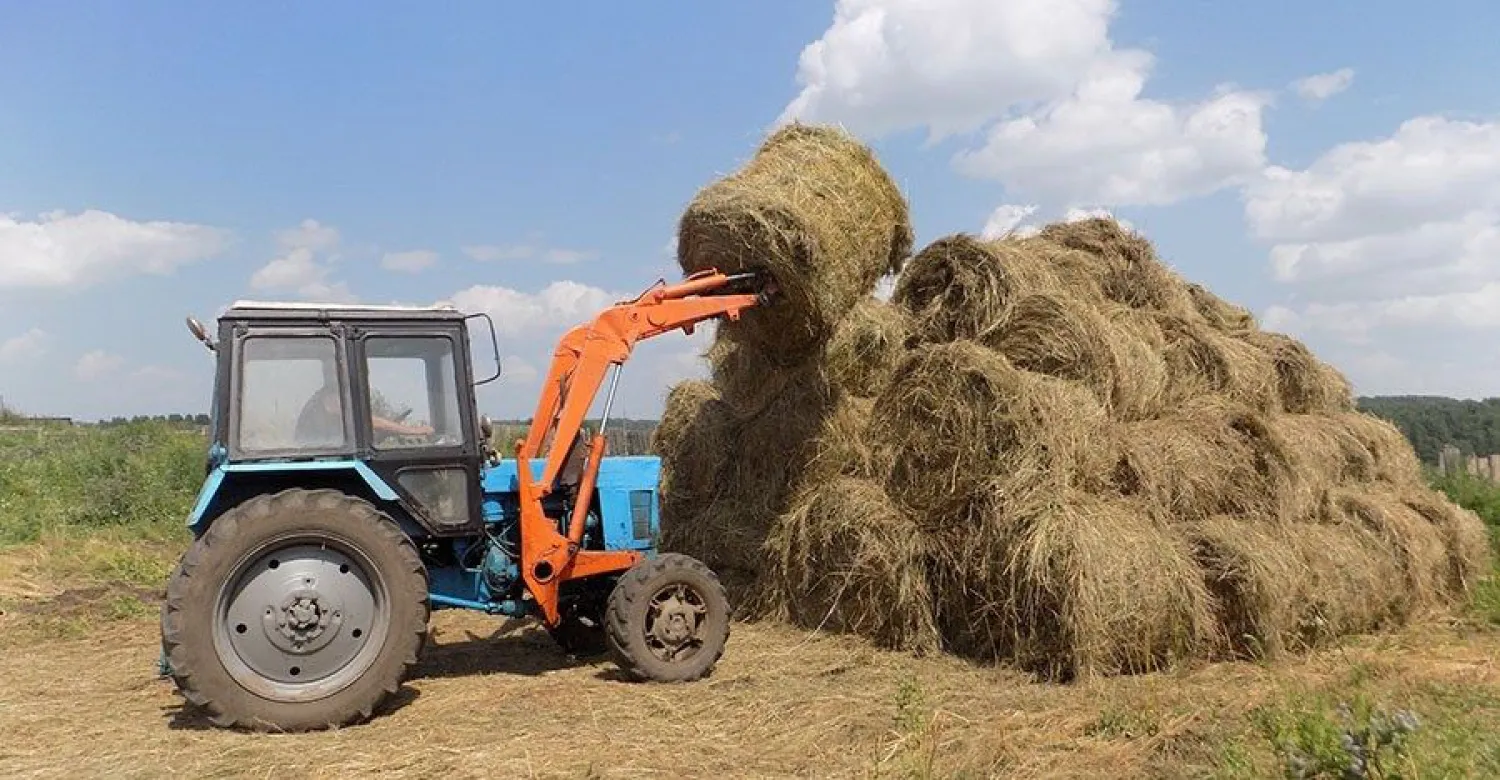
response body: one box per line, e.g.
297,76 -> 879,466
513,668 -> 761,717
823,298 -> 910,395
1035,217 -> 1195,314
931,489 -> 1218,680
1265,413 -> 1379,521
1336,411 -> 1425,485
652,380 -> 731,527
985,293 -> 1169,421
1155,313 -> 1280,412
1291,520 -> 1407,641
801,396 -> 887,483
677,123 -> 914,362
1401,489 -> 1494,599
1242,330 -> 1354,414
1186,283 -> 1256,333
1108,398 -> 1294,525
891,234 -> 1064,344
1322,487 -> 1451,618
760,477 -> 939,652
868,340 -> 1110,522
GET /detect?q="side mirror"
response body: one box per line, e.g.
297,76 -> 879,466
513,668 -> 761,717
185,316 -> 216,352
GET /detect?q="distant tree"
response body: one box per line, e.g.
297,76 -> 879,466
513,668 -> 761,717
1358,395 -> 1500,464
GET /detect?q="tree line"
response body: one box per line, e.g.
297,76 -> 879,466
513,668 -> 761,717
1357,396 -> 1500,465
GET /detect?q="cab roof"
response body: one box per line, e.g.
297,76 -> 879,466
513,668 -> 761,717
222,300 -> 468,323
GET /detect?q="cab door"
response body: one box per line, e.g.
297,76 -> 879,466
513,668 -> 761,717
350,324 -> 484,535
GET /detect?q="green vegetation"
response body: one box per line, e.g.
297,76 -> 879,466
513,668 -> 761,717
1358,395 -> 1500,464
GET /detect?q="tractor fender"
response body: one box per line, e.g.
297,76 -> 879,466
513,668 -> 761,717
187,461 -> 400,536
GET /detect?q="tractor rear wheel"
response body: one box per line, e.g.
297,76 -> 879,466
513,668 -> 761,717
604,553 -> 729,682
160,488 -> 429,731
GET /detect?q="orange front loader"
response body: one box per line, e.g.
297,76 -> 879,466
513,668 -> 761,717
510,268 -> 774,628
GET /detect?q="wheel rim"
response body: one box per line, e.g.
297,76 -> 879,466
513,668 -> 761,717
212,532 -> 390,703
643,581 -> 710,664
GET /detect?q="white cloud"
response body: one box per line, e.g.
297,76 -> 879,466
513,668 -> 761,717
381,249 -> 438,273
1246,115 -> 1500,397
500,355 -> 540,383
464,243 -> 598,264
74,350 -> 125,381
782,0 -> 1270,210
250,219 -> 356,302
778,0 -> 1118,139
1292,68 -> 1355,104
954,51 -> 1270,207
981,204 -> 1038,239
0,210 -> 227,290
447,280 -> 624,337
0,329 -> 49,362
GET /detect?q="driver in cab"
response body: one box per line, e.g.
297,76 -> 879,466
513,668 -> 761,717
295,380 -> 434,445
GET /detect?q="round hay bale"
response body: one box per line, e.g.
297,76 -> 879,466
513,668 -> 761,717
677,123 -> 914,362
1035,217 -> 1194,314
1401,488 -> 1494,600
802,397 -> 888,483
1185,515 -> 1308,660
653,380 -> 732,530
1289,521 -> 1406,645
760,477 -> 940,652
984,293 -> 1169,422
824,298 -> 910,396
1335,412 -> 1424,485
1241,331 -> 1354,414
891,235 -> 1064,344
868,341 -> 1110,522
1186,283 -> 1256,333
1155,314 -> 1280,412
1325,488 -> 1449,618
932,490 -> 1218,680
708,336 -> 812,418
1108,398 -> 1295,525
1264,414 -> 1378,521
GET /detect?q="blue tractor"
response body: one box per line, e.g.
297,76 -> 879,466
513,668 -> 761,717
161,269 -> 772,731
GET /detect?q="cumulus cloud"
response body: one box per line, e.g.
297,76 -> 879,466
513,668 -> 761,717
1292,68 -> 1355,104
0,328 -> 49,362
74,350 -> 125,381
981,205 -> 1039,239
0,210 -> 227,291
779,0 -> 1118,138
1246,115 -> 1500,396
955,52 -> 1270,207
381,250 -> 438,273
447,280 -> 624,337
782,0 -> 1270,210
249,219 -> 356,302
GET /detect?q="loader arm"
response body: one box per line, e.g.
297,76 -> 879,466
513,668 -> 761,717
511,268 -> 771,625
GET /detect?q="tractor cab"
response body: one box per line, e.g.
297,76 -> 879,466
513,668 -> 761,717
188,301 -> 495,538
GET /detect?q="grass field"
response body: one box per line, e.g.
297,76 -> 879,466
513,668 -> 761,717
1,422 -> 1497,779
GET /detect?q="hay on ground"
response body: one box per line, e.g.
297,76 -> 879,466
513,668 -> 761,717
868,341 -> 1110,522
1242,331 -> 1354,414
760,477 -> 939,652
823,298 -> 911,396
932,490 -> 1219,680
676,123 -> 914,362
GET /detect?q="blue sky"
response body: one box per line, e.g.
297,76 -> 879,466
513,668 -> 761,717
3,1 -> 1498,421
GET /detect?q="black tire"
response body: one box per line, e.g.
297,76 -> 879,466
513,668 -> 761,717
160,488 -> 429,731
604,553 -> 729,682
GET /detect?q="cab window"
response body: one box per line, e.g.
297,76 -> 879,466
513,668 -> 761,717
236,336 -> 350,454
365,336 -> 465,449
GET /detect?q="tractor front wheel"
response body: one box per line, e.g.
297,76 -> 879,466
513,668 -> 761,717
604,553 -> 729,682
160,489 -> 429,731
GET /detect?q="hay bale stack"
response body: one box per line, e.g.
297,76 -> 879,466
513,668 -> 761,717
653,122 -> 1491,682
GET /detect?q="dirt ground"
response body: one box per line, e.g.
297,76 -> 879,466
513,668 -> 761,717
1,579 -> 1498,780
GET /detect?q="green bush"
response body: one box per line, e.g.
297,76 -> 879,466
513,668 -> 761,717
0,422 -> 205,545
1427,469 -> 1500,533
